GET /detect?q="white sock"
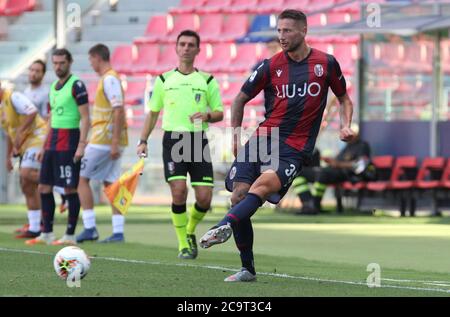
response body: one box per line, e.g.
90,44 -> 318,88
28,210 -> 41,232
112,215 -> 124,234
82,209 -> 96,229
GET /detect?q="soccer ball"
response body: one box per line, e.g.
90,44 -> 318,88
53,246 -> 91,280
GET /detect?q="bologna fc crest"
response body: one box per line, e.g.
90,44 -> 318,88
195,93 -> 201,103
229,166 -> 237,180
168,162 -> 175,175
314,64 -> 324,77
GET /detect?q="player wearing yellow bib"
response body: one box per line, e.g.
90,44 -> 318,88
137,30 -> 224,259
0,82 -> 47,238
76,44 -> 128,243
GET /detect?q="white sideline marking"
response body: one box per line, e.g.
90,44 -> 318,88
1,247 -> 450,294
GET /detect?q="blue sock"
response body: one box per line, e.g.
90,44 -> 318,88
65,193 -> 80,235
233,219 -> 255,275
218,193 -> 263,227
41,193 -> 55,233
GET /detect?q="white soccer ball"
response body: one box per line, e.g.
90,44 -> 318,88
53,246 -> 91,280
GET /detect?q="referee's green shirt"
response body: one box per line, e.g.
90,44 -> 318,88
148,68 -> 223,132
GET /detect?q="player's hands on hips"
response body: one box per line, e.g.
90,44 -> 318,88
137,143 -> 148,158
340,126 -> 355,142
111,144 -> 121,160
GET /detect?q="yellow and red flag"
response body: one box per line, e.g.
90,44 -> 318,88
104,158 -> 144,215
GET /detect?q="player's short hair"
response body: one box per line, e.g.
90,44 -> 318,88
278,9 -> 308,26
176,30 -> 200,48
88,44 -> 110,62
31,59 -> 46,73
52,48 -> 73,63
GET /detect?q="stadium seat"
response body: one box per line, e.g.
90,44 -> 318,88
389,156 -> 418,190
415,157 -> 446,189
366,156 -> 395,192
283,0 -> 310,11
220,80 -> 242,105
202,43 -> 232,73
196,0 -> 232,14
134,15 -> 169,44
228,0 -> 258,14
192,43 -> 211,70
440,158 -> 450,189
256,0 -> 285,14
308,0 -> 336,12
111,45 -> 136,74
169,0 -> 205,14
198,14 -> 223,43
226,43 -> 262,73
151,45 -> 178,74
220,14 -> 249,42
131,44 -> 159,74
87,81 -> 98,104
307,13 -> 327,27
0,0 -> 6,15
165,14 -> 200,42
326,12 -> 355,25
124,80 -> 147,105
2,0 -> 35,16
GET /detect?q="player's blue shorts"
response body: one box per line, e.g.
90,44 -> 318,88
225,135 -> 309,204
39,150 -> 81,189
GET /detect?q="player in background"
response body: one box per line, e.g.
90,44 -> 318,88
26,48 -> 90,246
199,10 -> 355,281
24,60 -> 68,216
0,82 -> 47,238
137,30 -> 224,259
76,44 -> 128,243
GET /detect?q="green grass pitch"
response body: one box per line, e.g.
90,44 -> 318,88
1,204 -> 450,297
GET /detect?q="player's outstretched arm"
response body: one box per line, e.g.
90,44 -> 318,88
337,93 -> 355,142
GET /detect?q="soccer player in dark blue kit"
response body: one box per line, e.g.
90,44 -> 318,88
199,9 -> 356,282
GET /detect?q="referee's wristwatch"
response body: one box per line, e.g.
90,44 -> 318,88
137,139 -> 148,146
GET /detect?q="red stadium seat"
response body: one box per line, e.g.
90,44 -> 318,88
256,0 -> 285,14
389,156 -> 418,190
124,80 -> 147,105
131,44 -> 159,74
152,46 -> 178,74
226,43 -> 262,73
220,14 -> 249,42
0,0 -> 6,15
415,157 -> 446,189
165,14 -> 200,42
134,15 -> 169,44
203,43 -> 233,73
307,13 -> 327,27
169,0 -> 205,14
198,14 -> 223,42
193,43 -> 211,70
283,0 -> 310,11
111,45 -> 135,74
87,81 -> 98,104
366,156 -> 395,191
308,0 -> 336,11
3,0 -> 35,16
196,0 -> 232,14
440,158 -> 450,189
228,0 -> 258,14
220,80 -> 242,105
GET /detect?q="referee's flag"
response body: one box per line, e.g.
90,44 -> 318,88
104,158 -> 144,215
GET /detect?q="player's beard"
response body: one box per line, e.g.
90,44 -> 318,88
286,40 -> 302,53
56,69 -> 69,79
29,77 -> 42,86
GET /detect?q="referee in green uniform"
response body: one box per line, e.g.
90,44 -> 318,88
137,30 -> 224,259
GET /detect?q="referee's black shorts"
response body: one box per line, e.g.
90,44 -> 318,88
162,131 -> 214,187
